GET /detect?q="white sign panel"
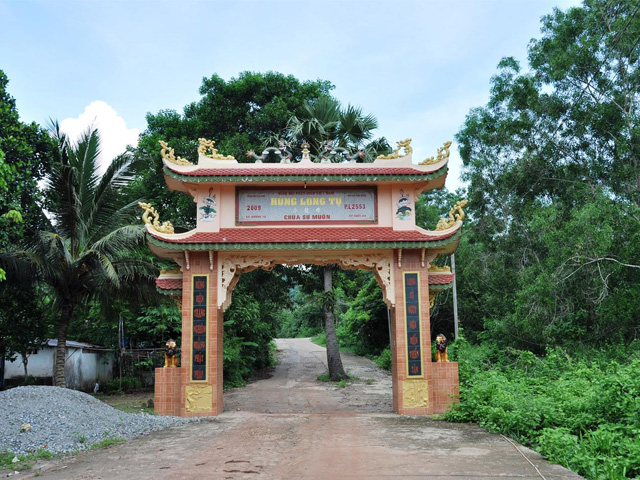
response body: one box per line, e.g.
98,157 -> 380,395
236,187 -> 377,224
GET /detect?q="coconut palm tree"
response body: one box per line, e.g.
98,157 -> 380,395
284,98 -> 390,380
3,124 -> 156,387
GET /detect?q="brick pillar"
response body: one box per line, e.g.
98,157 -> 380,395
390,249 -> 460,415
391,249 -> 434,415
177,251 -> 222,417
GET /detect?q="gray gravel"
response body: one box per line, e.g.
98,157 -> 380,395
0,386 -> 199,455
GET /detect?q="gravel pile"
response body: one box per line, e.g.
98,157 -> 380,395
0,386 -> 199,455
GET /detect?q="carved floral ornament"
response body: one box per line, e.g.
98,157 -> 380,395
402,380 -> 429,408
138,202 -> 175,234
217,253 -> 396,310
185,384 -> 213,413
428,264 -> 451,273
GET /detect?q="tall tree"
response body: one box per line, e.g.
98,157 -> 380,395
2,125 -> 156,386
456,0 -> 640,348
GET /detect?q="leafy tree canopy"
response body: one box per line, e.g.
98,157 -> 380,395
455,0 -> 640,349
0,70 -> 56,246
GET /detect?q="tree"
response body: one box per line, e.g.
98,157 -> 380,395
2,125 -> 157,387
283,97 -> 390,380
127,72 -> 334,229
0,70 -> 55,240
456,0 -> 640,348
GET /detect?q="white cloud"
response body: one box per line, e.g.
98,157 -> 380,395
59,101 -> 140,175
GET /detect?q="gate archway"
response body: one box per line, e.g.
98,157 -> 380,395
142,138 -> 465,417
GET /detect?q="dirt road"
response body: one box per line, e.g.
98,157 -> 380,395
20,338 -> 582,479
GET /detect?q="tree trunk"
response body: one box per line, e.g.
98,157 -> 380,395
54,303 -> 73,388
21,353 -> 28,379
323,265 -> 346,381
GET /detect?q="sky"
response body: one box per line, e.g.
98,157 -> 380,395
1,0 -> 580,189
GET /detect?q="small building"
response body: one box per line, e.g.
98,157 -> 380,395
0,339 -> 114,391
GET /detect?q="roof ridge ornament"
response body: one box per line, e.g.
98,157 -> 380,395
198,138 -> 235,160
428,264 -> 451,273
159,140 -> 193,166
420,141 -> 452,165
377,138 -> 413,159
160,266 -> 182,275
436,199 -> 469,231
138,202 -> 175,234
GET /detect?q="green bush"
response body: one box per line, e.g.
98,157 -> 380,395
103,377 -> 142,393
372,347 -> 392,370
445,342 -> 640,479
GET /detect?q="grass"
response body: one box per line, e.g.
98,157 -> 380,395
91,437 -> 126,450
95,392 -> 156,414
0,449 -> 55,472
316,371 -> 369,388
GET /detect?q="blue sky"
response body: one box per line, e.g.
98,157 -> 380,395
1,0 -> 579,188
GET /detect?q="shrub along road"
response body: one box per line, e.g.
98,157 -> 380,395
19,338 -> 582,479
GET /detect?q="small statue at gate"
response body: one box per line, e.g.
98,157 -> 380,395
164,339 -> 179,368
435,334 -> 449,362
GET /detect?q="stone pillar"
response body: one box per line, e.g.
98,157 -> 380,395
390,249 -> 459,415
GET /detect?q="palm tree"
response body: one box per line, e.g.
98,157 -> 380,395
285,98 -> 390,380
3,124 -> 156,387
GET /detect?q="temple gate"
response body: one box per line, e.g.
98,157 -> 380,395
141,138 -> 466,417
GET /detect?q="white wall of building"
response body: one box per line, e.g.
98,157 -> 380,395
3,341 -> 113,391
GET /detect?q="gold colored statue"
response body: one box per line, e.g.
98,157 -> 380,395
138,202 -> 175,234
435,334 -> 449,362
164,339 -> 179,368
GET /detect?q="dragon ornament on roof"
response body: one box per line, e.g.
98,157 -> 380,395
198,138 -> 235,160
138,202 -> 175,234
420,141 -> 452,165
376,138 -> 413,160
436,199 -> 469,231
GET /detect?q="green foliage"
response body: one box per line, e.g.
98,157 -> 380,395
446,342 -> 640,479
277,285 -> 324,338
0,281 -> 49,365
1,123 -> 159,385
371,347 -> 392,371
0,70 -> 55,250
91,437 -> 126,450
103,377 -> 143,394
0,449 -> 54,471
222,270 -> 287,387
127,72 -> 333,228
454,0 -> 640,348
337,272 -> 389,356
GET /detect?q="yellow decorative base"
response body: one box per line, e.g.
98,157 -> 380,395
402,380 -> 429,409
185,384 -> 213,413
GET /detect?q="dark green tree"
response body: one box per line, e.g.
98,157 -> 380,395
0,70 -> 55,239
456,0 -> 640,348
